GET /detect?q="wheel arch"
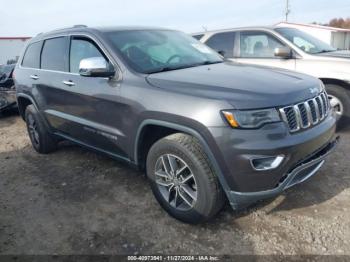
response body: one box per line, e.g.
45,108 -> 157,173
16,93 -> 38,120
320,78 -> 350,90
134,119 -> 231,192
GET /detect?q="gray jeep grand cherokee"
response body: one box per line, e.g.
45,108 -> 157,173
14,25 -> 338,223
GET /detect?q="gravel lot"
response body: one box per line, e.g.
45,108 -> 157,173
0,111 -> 349,256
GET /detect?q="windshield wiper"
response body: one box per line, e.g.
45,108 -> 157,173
316,49 -> 335,54
146,66 -> 186,74
147,60 -> 223,74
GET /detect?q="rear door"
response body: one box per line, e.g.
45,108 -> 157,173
204,31 -> 236,59
16,40 -> 43,100
233,30 -> 296,70
35,36 -> 72,132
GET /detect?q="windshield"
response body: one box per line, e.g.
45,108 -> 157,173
275,27 -> 336,54
105,30 -> 223,74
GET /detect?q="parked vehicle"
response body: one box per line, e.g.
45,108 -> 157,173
194,27 -> 350,129
0,64 -> 17,112
14,26 -> 338,223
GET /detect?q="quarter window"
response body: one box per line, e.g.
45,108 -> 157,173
69,38 -> 106,73
205,32 -> 235,58
41,37 -> 68,71
22,41 -> 42,68
192,34 -> 204,40
240,31 -> 285,58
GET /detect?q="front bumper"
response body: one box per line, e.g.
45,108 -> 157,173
208,111 -> 337,209
227,137 -> 338,209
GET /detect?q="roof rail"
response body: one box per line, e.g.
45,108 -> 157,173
34,25 -> 88,37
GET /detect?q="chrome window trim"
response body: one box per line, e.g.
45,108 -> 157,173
19,33 -> 123,81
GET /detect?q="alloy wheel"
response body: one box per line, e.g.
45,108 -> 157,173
328,94 -> 344,118
27,114 -> 40,147
154,154 -> 197,211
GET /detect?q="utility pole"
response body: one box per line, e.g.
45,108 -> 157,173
285,0 -> 291,21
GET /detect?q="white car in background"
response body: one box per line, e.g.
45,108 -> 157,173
193,26 -> 350,128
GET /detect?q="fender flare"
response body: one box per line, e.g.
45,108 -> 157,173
16,93 -> 52,131
16,93 -> 40,118
134,119 -> 231,193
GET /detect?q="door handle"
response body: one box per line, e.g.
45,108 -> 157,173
62,80 -> 75,86
30,75 -> 39,80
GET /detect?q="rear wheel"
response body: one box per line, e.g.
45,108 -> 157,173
146,133 -> 225,224
25,105 -> 57,153
325,84 -> 350,129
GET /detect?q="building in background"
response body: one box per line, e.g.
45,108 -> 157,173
0,37 -> 31,65
276,22 -> 350,50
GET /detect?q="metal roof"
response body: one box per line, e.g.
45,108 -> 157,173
191,26 -> 275,35
192,22 -> 350,35
275,22 -> 350,32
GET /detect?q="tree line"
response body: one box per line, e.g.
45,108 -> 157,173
313,17 -> 350,29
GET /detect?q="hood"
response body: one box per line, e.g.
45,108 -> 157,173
315,50 -> 350,59
146,62 -> 322,109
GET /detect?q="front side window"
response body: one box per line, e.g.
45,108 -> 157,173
70,38 -> 106,73
105,30 -> 222,74
22,41 -> 42,68
275,28 -> 336,54
205,32 -> 235,58
41,37 -> 68,71
240,31 -> 285,58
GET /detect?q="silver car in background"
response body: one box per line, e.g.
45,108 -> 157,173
194,26 -> 350,128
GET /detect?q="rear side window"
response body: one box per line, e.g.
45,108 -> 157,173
41,37 -> 68,71
205,32 -> 235,58
69,38 -> 106,73
22,41 -> 42,68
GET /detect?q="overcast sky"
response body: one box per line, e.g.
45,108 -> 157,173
1,0 -> 350,36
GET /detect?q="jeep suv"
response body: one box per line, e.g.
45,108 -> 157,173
194,27 -> 350,128
14,26 -> 338,223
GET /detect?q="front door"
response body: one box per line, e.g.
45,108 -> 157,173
42,35 -> 127,158
233,30 -> 296,70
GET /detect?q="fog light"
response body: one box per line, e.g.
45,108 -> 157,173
250,155 -> 284,171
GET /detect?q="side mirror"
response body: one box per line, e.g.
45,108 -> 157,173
79,57 -> 115,77
274,47 -> 292,59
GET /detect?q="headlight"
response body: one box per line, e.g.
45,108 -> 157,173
222,109 -> 280,129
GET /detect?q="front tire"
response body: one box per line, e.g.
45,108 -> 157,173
325,84 -> 350,129
146,133 -> 225,224
25,104 -> 57,154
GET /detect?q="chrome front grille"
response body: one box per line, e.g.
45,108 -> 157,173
279,92 -> 330,133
